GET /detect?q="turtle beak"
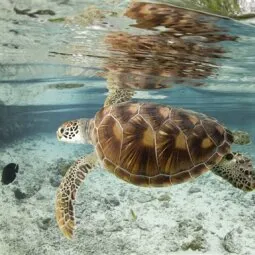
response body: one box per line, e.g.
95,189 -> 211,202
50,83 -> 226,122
56,127 -> 64,141
56,131 -> 60,140
56,130 -> 61,140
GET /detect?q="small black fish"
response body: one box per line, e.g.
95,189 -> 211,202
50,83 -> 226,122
1,163 -> 19,185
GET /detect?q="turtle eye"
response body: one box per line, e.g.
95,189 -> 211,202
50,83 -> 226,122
225,153 -> 234,160
60,128 -> 65,134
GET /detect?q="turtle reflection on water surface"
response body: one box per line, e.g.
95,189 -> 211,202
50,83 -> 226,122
102,1 -> 238,94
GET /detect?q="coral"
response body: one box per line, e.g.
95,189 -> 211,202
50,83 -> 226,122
181,236 -> 207,251
177,219 -> 208,252
223,228 -> 242,253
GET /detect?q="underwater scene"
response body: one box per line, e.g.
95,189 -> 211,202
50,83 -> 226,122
1,0 -> 255,254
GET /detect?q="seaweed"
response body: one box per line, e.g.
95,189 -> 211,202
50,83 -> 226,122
193,0 -> 240,16
48,83 -> 84,90
130,209 -> 137,221
48,17 -> 65,23
165,0 -> 241,17
14,7 -> 55,18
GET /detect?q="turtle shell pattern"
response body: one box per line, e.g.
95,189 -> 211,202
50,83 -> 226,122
92,102 -> 234,187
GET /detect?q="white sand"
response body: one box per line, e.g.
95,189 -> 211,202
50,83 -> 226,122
0,133 -> 254,255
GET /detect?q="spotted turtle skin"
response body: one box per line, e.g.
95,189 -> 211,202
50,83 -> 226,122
91,102 -> 233,187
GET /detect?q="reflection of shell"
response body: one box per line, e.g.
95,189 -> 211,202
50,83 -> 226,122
94,102 -> 233,187
103,2 -> 238,89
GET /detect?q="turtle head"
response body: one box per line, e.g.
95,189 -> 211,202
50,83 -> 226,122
57,118 -> 92,144
212,152 -> 255,191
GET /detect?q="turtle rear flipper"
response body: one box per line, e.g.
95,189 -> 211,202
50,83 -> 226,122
212,152 -> 255,191
232,130 -> 251,145
55,152 -> 97,239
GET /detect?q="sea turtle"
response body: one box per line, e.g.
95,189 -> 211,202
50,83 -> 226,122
55,102 -> 254,239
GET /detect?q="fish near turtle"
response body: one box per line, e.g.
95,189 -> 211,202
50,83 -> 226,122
55,101 -> 254,239
1,163 -> 19,185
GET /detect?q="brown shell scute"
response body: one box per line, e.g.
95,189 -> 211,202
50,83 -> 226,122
97,115 -> 122,165
120,114 -> 159,176
111,102 -> 139,123
157,121 -> 193,175
201,119 -> 225,146
171,109 -> 201,136
187,124 -> 216,165
139,104 -> 171,130
95,106 -> 112,127
94,102 -> 233,186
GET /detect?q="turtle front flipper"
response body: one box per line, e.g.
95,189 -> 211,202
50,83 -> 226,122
212,152 -> 255,191
232,130 -> 251,145
104,72 -> 135,107
55,152 -> 97,239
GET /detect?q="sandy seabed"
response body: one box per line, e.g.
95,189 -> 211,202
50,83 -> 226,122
0,133 -> 254,255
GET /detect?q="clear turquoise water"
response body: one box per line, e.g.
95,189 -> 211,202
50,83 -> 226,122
0,1 -> 255,254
